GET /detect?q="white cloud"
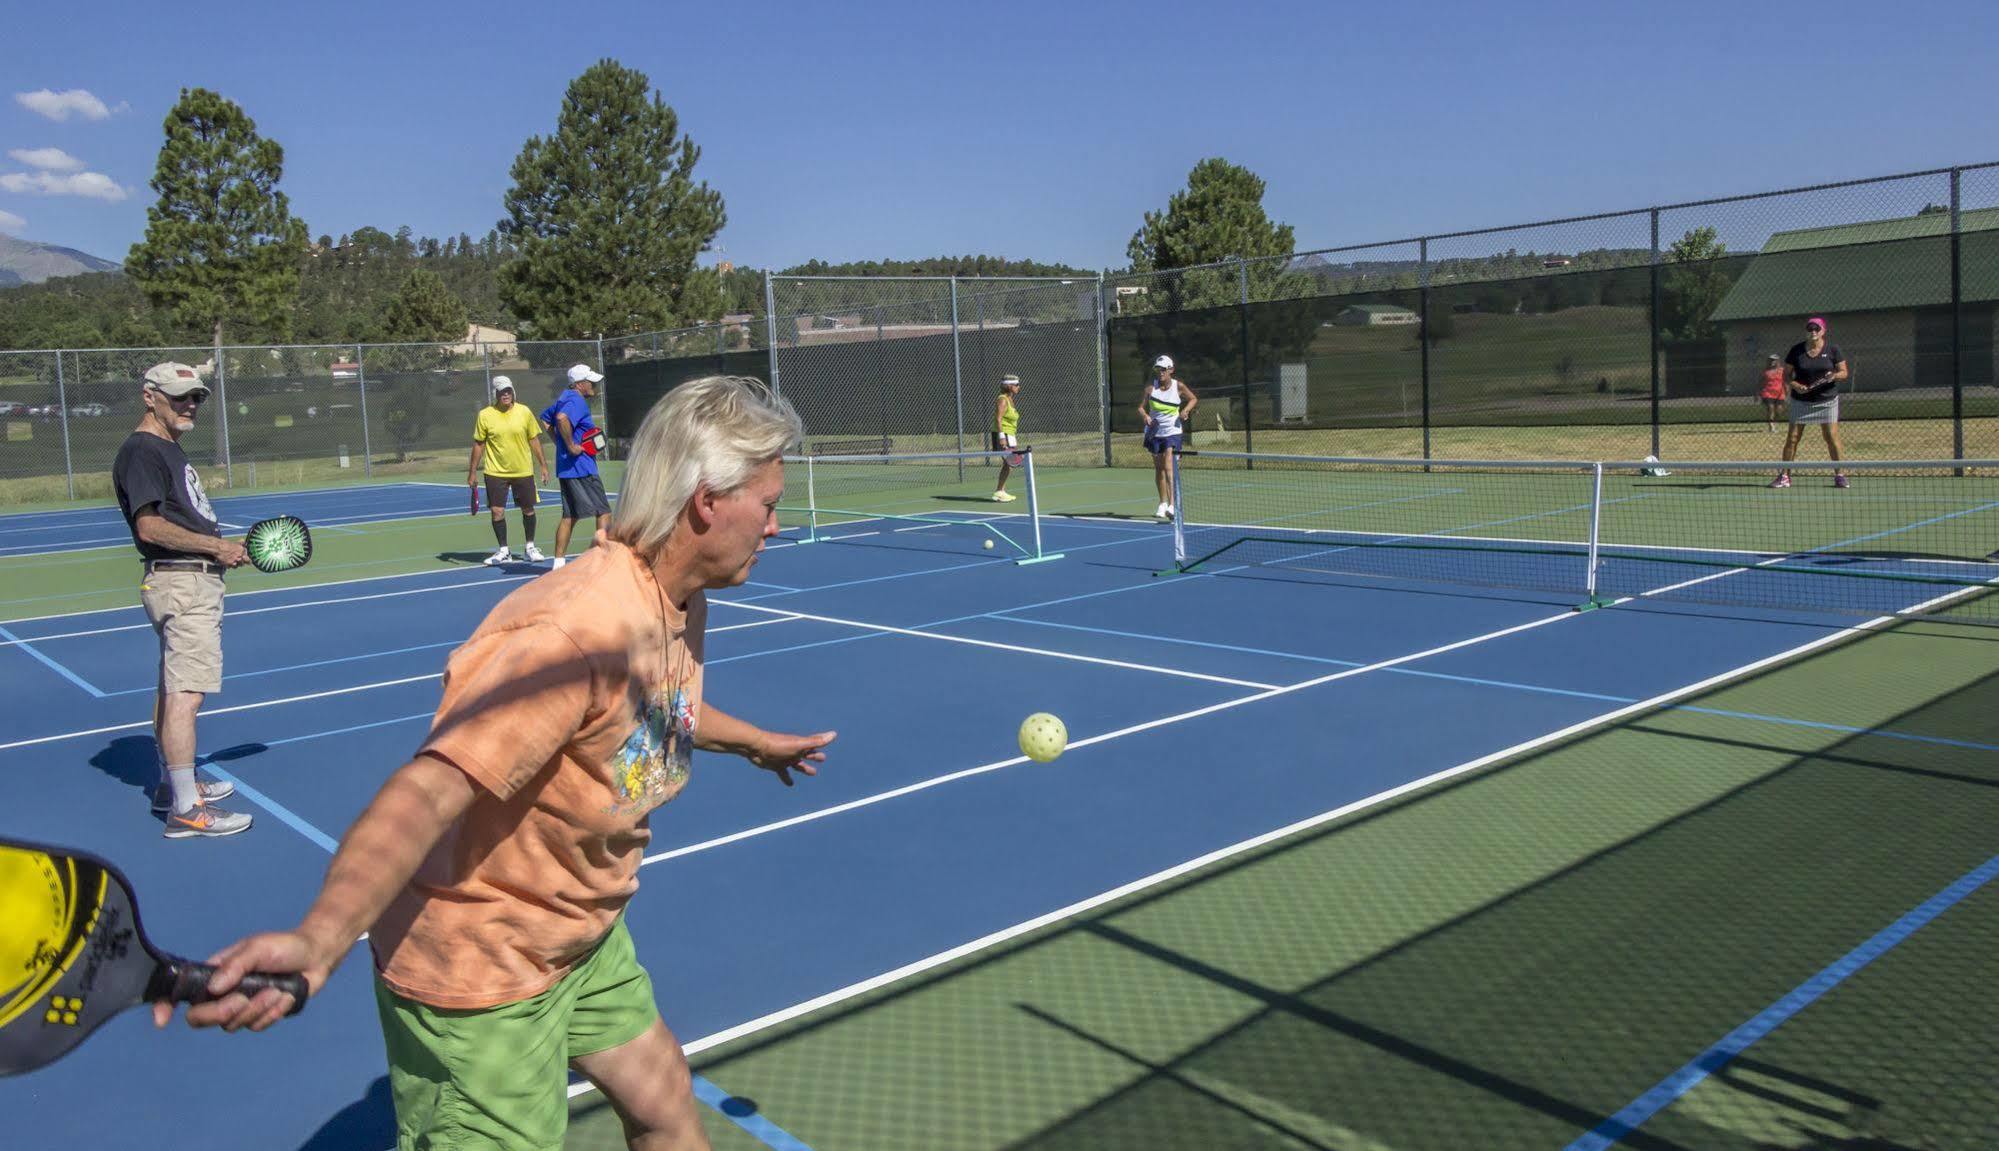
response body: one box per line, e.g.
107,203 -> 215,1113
0,209 -> 24,233
14,89 -> 114,122
0,170 -> 128,201
7,147 -> 84,171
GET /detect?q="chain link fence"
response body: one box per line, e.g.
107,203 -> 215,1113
5,161 -> 1994,507
1108,161 -> 1999,465
0,340 -> 606,507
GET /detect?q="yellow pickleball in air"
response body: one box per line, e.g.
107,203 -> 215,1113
1018,713 -> 1068,763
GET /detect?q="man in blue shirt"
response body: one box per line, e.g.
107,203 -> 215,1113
542,364 -> 612,568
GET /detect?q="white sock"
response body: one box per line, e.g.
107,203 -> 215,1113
166,764 -> 201,814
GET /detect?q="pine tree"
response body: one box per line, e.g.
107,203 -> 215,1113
499,59 -> 725,339
126,88 -> 308,348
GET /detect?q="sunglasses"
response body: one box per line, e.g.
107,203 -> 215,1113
152,388 -> 206,406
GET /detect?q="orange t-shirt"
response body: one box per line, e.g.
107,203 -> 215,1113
1760,368 -> 1787,400
370,539 -> 705,1009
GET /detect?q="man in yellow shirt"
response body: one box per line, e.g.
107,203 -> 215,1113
468,377 -> 549,566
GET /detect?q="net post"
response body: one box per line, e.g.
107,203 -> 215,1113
805,453 -> 819,542
1171,449 -> 1187,567
1015,447 -> 1063,564
1584,461 -> 1604,607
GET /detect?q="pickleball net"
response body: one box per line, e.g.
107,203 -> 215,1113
1169,452 -> 1999,624
780,447 -> 1064,564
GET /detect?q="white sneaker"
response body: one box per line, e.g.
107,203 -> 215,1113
552,556 -> 566,570
163,803 -> 253,839
524,543 -> 546,562
990,490 -> 1016,502
483,546 -> 512,566
1163,503 -> 1175,520
1155,502 -> 1172,520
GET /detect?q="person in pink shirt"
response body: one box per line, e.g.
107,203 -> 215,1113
155,376 -> 835,1151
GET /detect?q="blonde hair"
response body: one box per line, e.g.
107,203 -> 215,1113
608,376 -> 803,556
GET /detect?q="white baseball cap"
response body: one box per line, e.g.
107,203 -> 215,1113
567,363 -> 604,384
491,376 -> 515,395
143,362 -> 210,398
1152,354 -> 1174,370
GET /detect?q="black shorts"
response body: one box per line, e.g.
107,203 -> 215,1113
558,474 -> 612,519
483,474 -> 537,510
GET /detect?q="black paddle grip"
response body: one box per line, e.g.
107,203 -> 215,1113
160,962 -> 309,1016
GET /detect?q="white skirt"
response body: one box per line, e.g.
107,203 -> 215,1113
1789,395 -> 1840,425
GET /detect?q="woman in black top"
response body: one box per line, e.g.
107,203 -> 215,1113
1772,316 -> 1849,489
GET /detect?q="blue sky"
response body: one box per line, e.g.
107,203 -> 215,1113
3,0 -> 1995,271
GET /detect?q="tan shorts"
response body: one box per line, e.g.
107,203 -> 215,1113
140,568 -> 225,695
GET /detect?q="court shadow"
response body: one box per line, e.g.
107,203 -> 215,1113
87,736 -> 157,795
295,1075 -> 395,1151
436,551 -> 546,572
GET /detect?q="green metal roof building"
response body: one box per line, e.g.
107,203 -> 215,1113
1707,209 -> 1999,393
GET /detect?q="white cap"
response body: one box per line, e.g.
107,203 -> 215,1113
491,375 -> 515,394
143,362 -> 210,397
567,363 -> 604,384
1152,354 -> 1174,370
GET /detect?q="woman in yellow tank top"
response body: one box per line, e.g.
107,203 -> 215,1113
990,374 -> 1023,502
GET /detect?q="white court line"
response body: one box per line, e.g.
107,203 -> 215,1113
709,614 -> 804,634
713,600 -> 1281,690
642,603 -> 1581,868
0,674 -> 442,753
609,588 -> 1913,1084
0,574 -> 537,648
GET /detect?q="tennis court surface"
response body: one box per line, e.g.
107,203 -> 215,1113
3,449 -> 1995,1150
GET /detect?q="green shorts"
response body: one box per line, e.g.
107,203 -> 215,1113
373,918 -> 657,1151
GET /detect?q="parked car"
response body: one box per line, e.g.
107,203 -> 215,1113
0,401 -> 25,416
70,402 -> 110,417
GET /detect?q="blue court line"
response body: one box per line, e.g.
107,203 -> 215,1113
0,622 -> 105,697
188,761 -> 345,853
691,1075 -> 817,1150
97,638 -> 467,697
1566,851 -> 1999,1151
188,711 -> 433,855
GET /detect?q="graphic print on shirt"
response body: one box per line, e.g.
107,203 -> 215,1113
607,672 -> 696,817
181,463 -> 217,525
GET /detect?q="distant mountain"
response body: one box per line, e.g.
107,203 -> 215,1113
0,233 -> 121,285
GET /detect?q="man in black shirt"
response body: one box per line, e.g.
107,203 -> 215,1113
113,362 -> 254,838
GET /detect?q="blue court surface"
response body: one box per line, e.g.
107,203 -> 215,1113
0,482 -> 550,558
1,497 -> 1992,1149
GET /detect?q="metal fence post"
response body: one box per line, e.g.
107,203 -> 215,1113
1237,256 -> 1254,465
215,341 -> 234,487
356,345 -> 373,479
482,343 -> 493,401
55,350 -> 74,500
950,277 -> 965,479
1950,167 -> 1964,462
1649,208 -> 1662,459
1419,238 -> 1432,463
1097,272 -> 1111,468
595,335 -> 611,443
763,270 -> 780,396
